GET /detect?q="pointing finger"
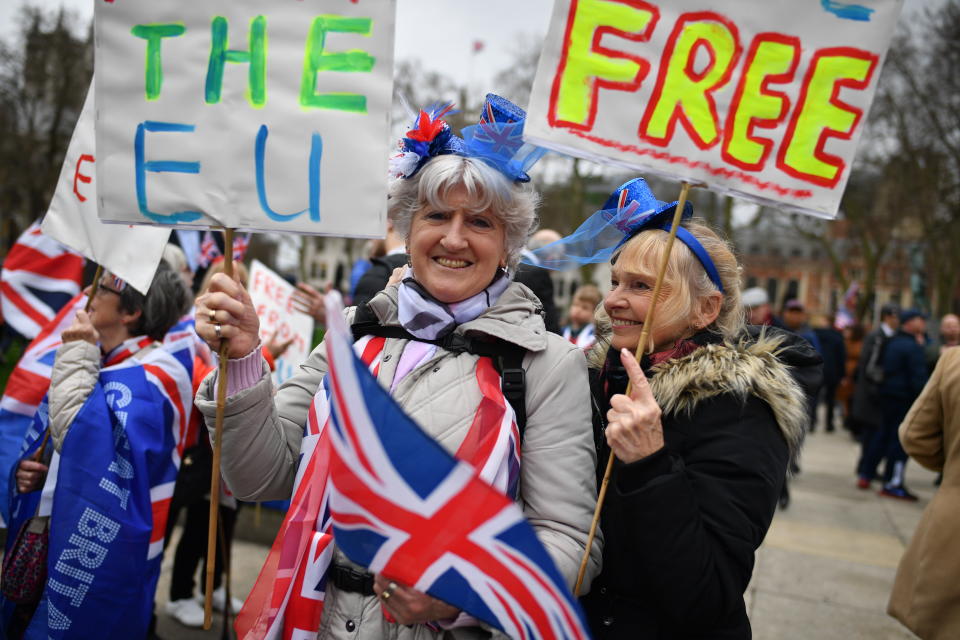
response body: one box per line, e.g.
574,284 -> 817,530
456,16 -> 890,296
620,348 -> 654,402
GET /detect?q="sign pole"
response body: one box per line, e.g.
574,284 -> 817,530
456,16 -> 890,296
574,181 -> 694,596
205,228 -> 235,628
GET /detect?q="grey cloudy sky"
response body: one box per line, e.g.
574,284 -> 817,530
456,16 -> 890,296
0,0 -> 555,96
0,0 -> 940,104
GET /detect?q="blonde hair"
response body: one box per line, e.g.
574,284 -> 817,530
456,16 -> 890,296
388,155 -> 540,269
608,219 -> 744,344
573,283 -> 602,309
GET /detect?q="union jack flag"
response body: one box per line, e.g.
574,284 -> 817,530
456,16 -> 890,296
323,302 -> 591,640
562,324 -> 596,351
473,121 -> 525,158
109,274 -> 127,292
0,221 -> 84,339
233,233 -> 252,262
199,230 -> 222,268
0,293 -> 86,526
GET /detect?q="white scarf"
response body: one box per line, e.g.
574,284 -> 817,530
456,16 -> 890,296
397,267 -> 511,340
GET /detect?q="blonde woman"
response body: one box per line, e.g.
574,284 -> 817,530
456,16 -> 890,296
529,178 -> 822,639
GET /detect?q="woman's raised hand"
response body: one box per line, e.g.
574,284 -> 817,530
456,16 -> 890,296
61,310 -> 99,345
373,574 -> 459,626
292,282 -> 327,325
605,348 -> 665,464
196,272 -> 260,359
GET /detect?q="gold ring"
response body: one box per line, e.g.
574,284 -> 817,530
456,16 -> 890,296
209,309 -> 216,322
380,590 -> 391,601
214,323 -> 222,339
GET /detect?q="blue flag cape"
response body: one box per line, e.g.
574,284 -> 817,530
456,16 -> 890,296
1,348 -> 188,639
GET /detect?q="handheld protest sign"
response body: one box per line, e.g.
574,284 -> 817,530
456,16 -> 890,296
41,85 -> 171,295
248,260 -> 315,387
94,1 -> 396,236
85,265 -> 104,314
573,181 -> 694,597
525,0 -> 903,218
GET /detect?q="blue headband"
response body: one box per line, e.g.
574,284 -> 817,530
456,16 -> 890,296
522,177 -> 725,294
647,221 -> 724,294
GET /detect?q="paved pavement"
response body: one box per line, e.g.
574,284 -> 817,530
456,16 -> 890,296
747,425 -> 931,640
155,424 -> 933,639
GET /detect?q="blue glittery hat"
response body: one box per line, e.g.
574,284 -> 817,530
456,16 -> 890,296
389,94 -> 545,183
523,178 -> 724,293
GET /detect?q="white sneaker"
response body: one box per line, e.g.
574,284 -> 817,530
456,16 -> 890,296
204,586 -> 244,614
165,597 -> 205,628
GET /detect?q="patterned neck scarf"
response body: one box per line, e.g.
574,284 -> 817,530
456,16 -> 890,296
397,268 -> 511,340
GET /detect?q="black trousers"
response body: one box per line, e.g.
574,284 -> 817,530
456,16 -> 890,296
817,380 -> 840,431
168,500 -> 239,601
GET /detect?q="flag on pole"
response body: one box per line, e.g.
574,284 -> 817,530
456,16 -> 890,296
199,230 -> 222,268
233,233 -> 252,262
0,222 -> 84,340
322,297 -> 591,640
39,84 -> 170,295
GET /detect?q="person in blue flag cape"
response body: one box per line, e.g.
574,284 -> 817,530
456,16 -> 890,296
6,262 -> 192,640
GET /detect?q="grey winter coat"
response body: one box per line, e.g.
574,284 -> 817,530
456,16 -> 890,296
196,282 -> 602,639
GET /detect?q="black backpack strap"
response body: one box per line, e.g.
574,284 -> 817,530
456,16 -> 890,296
351,310 -> 529,439
492,347 -> 527,440
350,304 -> 412,342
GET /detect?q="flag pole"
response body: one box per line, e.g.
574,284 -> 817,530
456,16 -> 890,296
574,181 -> 694,597
84,264 -> 103,313
205,227 -> 235,628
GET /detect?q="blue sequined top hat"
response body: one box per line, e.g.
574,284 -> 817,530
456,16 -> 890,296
523,178 -> 725,293
388,94 -> 545,183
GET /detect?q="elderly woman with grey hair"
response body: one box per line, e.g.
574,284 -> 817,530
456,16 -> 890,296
13,262 -> 191,463
11,261 -> 192,639
194,96 -> 600,639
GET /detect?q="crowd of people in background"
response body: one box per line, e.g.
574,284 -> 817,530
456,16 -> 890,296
0,104 -> 956,639
1,214 -> 957,638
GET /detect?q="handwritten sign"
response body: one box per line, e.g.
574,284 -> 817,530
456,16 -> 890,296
248,260 -> 314,386
525,0 -> 903,218
41,85 -> 171,295
94,1 -> 395,235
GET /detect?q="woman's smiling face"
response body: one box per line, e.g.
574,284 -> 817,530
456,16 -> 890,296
407,185 -> 507,304
604,260 -> 692,355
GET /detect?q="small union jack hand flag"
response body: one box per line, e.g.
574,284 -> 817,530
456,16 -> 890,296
198,230 -> 221,268
233,233 -> 251,262
322,297 -> 592,640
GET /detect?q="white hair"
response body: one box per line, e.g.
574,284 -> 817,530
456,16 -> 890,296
388,155 -> 540,269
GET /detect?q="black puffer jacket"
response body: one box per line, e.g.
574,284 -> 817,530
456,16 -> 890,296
582,327 -> 822,639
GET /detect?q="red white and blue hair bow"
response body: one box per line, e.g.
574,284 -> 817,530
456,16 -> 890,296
389,94 -> 545,183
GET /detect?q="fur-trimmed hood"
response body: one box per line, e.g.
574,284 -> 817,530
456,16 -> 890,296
592,328 -> 822,459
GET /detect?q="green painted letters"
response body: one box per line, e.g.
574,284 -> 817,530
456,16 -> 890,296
300,15 -> 375,112
131,24 -> 186,101
205,16 -> 267,108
